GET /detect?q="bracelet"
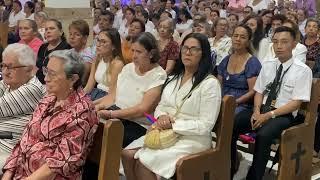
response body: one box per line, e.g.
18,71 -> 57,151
270,111 -> 276,119
109,110 -> 113,119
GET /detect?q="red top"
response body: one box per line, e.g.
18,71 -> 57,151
158,39 -> 180,70
3,89 -> 98,180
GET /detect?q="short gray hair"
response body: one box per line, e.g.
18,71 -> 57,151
35,11 -> 48,20
2,43 -> 35,66
48,49 -> 85,89
158,17 -> 175,34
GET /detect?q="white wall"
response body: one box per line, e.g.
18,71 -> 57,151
46,0 -> 90,8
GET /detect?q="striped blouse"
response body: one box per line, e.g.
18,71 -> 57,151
0,76 -> 46,153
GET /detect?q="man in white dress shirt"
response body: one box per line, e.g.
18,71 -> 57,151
230,26 -> 313,180
261,20 -> 308,63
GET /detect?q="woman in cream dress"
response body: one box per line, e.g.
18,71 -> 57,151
122,33 -> 222,180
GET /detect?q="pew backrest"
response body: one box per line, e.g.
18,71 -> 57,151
0,22 -> 8,48
176,96 -> 236,180
87,120 -> 124,180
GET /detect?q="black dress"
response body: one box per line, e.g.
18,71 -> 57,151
36,40 -> 71,84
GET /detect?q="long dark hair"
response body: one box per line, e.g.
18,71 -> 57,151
242,15 -> 264,50
25,1 -> 35,13
260,10 -> 273,37
163,33 -> 213,98
101,28 -> 123,60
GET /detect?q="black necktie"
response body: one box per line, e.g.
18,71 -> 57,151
262,64 -> 283,113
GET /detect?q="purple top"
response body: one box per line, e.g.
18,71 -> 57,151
295,0 -> 316,17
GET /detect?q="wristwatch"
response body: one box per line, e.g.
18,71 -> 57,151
270,111 -> 276,119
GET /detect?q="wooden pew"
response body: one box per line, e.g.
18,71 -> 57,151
277,79 -> 320,180
237,79 -> 320,180
0,22 -> 8,48
86,119 -> 124,180
175,96 -> 236,180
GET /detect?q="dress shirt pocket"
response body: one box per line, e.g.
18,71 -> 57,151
282,80 -> 295,95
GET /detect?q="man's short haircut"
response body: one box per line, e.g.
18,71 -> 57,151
273,26 -> 296,40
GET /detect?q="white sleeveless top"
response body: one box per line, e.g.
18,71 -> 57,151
95,59 -> 110,92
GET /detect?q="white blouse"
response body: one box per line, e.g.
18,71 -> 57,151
209,35 -> 232,65
8,11 -> 25,28
25,13 -> 34,20
115,63 -> 167,126
176,19 -> 193,34
247,0 -> 269,14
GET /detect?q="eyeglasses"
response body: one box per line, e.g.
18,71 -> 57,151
42,66 -> 58,79
0,63 -> 27,71
181,46 -> 201,55
244,11 -> 251,14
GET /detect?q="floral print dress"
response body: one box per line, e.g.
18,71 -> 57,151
3,89 -> 98,180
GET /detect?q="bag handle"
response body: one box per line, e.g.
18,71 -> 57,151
173,75 -> 214,117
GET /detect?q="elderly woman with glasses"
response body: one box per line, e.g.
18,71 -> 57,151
2,50 -> 98,180
0,43 -> 45,169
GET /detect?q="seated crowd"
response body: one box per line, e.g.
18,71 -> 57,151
0,0 -> 319,179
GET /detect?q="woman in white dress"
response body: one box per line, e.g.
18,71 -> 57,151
84,29 -> 124,101
122,33 -> 222,180
96,32 -> 167,147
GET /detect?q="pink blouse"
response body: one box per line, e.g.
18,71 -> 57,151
19,37 -> 43,56
3,89 -> 98,180
227,0 -> 247,8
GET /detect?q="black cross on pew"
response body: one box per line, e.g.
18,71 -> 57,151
290,142 -> 306,175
